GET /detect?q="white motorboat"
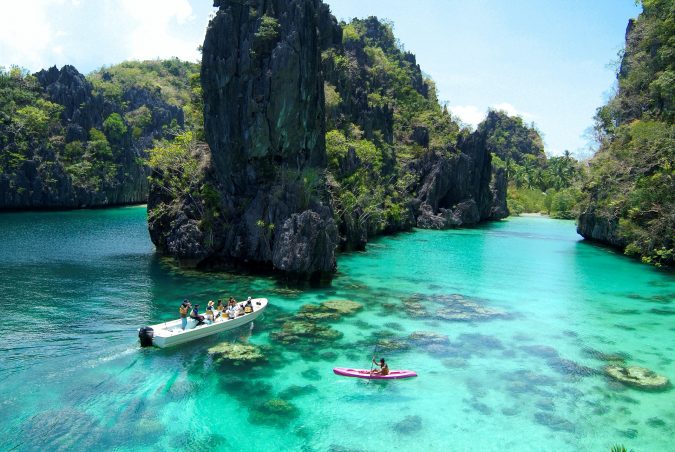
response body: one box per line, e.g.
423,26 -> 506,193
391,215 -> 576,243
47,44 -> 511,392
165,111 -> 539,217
138,298 -> 268,348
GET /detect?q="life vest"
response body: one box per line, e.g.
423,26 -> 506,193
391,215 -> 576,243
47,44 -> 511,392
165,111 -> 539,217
179,306 -> 188,317
244,305 -> 253,313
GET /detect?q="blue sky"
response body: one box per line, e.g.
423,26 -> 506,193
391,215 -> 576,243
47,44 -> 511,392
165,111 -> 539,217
0,0 -> 640,156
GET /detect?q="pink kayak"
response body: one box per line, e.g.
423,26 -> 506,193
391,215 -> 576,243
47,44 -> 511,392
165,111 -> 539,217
333,367 -> 418,380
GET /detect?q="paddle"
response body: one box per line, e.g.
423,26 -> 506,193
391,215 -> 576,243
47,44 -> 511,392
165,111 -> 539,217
368,343 -> 379,383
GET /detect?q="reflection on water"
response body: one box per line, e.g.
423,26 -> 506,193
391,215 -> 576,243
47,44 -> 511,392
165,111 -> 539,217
0,208 -> 673,451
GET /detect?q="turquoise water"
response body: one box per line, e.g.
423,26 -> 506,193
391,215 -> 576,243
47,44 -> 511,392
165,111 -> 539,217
0,207 -> 673,451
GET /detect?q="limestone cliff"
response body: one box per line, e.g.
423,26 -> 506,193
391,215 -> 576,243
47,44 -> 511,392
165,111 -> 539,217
0,64 -> 185,209
148,9 -> 509,277
577,2 -> 674,266
148,0 -> 341,278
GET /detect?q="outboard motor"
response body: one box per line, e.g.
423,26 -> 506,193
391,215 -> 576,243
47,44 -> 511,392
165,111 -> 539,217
138,326 -> 154,347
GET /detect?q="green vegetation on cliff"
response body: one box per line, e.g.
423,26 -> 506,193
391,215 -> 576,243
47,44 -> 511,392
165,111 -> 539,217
481,110 -> 585,219
0,59 -> 197,209
323,17 -> 461,242
579,0 -> 674,266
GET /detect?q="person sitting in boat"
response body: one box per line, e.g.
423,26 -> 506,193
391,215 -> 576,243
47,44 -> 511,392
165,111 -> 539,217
228,296 -> 237,305
244,297 -> 253,314
190,304 -> 205,325
371,357 -> 389,376
226,302 -> 237,320
205,300 -> 215,322
215,299 -> 224,320
179,300 -> 190,330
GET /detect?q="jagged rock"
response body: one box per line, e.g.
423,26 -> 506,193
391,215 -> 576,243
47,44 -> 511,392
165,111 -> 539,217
490,166 -> 509,219
604,365 -> 671,391
148,0 -> 341,278
412,141 -> 504,229
272,210 -> 338,275
577,211 -> 625,248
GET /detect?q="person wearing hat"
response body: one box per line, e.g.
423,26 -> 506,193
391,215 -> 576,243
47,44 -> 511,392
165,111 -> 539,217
205,300 -> 215,322
244,297 -> 253,314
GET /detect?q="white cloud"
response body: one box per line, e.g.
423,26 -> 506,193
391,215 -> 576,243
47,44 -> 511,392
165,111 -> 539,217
0,1 -> 55,70
449,102 -> 537,129
0,0 -> 208,72
449,105 -> 485,128
492,102 -> 535,121
116,0 -> 199,62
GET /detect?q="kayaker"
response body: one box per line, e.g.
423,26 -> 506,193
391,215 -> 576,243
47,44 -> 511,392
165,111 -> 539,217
179,300 -> 189,330
371,357 -> 389,376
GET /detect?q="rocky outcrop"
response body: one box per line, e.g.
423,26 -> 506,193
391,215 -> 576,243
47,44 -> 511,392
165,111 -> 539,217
149,0 -> 341,278
604,365 -> 671,391
413,129 -> 508,229
577,210 -> 625,248
0,65 -> 183,210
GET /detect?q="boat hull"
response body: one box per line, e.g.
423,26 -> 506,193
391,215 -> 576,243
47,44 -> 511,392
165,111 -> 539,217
333,367 -> 418,380
143,298 -> 268,348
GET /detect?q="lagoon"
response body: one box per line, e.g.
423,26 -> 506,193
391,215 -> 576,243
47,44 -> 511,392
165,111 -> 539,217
0,206 -> 672,451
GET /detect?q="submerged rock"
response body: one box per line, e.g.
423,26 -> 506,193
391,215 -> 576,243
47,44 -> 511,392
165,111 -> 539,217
249,398 -> 299,427
321,299 -> 363,315
402,293 -> 509,322
408,331 -> 449,346
270,320 -> 343,345
208,342 -> 266,366
604,365 -> 671,391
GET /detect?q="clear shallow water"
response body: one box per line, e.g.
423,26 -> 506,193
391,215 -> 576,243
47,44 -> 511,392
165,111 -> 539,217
0,207 -> 673,451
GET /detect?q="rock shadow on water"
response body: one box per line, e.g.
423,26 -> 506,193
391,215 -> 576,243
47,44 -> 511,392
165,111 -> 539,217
546,357 -> 598,379
501,369 -> 557,398
650,307 -> 675,315
463,397 -> 493,415
279,384 -> 318,400
646,417 -> 667,429
582,347 -> 630,364
301,368 -> 323,381
391,415 -> 423,435
533,411 -> 576,433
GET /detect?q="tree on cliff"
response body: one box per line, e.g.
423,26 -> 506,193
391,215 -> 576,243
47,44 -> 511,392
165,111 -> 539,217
578,0 -> 674,266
